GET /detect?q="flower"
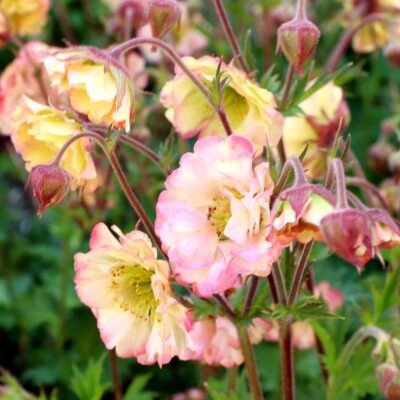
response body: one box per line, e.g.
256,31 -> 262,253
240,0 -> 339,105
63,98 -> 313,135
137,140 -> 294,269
0,41 -> 56,136
160,56 -> 283,151
343,0 -> 400,53
74,223 -> 193,366
314,281 -> 344,313
0,0 -> 50,37
320,208 -> 374,270
11,96 -> 97,191
44,48 -> 134,131
155,135 -> 280,297
148,0 -> 181,39
283,82 -> 350,178
189,316 -> 269,367
30,164 -> 71,216
380,178 -> 400,217
271,183 -> 335,246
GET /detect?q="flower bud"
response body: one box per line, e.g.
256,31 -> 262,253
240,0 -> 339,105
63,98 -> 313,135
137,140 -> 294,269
385,42 -> 400,69
277,18 -> 320,74
148,0 -> 181,39
320,209 -> 373,270
376,363 -> 398,395
389,150 -> 400,177
114,0 -> 149,33
0,12 -> 9,48
30,164 -> 71,216
380,178 -> 400,217
368,140 -> 395,175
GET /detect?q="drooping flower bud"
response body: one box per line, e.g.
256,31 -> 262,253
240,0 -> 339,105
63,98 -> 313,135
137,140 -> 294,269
117,0 -> 149,29
148,0 -> 181,39
277,18 -> 320,74
30,164 -> 71,216
320,209 -> 374,270
385,42 -> 400,69
389,150 -> 400,177
368,140 -> 395,175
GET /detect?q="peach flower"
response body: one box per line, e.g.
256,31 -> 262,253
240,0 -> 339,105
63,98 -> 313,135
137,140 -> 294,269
160,56 -> 283,152
11,96 -> 97,191
74,223 -> 194,366
155,135 -> 281,297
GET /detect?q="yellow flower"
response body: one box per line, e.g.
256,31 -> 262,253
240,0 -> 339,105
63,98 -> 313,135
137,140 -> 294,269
44,49 -> 134,131
160,56 -> 283,151
283,82 -> 350,178
11,96 -> 97,191
0,0 -> 50,36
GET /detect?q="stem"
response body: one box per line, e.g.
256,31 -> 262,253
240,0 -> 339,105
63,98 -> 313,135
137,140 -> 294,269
268,274 -> 280,304
279,318 -> 295,400
119,134 -> 171,175
332,158 -> 348,208
54,0 -> 76,43
52,131 -> 165,255
242,276 -> 260,316
238,326 -> 264,400
325,13 -> 385,72
280,64 -> 295,111
346,177 -> 388,209
273,263 -> 288,305
295,0 -> 307,19
109,349 -> 123,400
213,294 -> 237,319
109,37 -> 233,136
227,366 -> 238,396
287,241 -> 314,305
211,0 -> 250,74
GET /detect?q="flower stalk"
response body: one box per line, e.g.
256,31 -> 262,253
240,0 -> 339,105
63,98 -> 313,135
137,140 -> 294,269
279,318 -> 295,400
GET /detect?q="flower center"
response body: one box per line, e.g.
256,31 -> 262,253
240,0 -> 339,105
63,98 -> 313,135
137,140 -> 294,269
222,87 -> 249,130
208,195 -> 232,238
110,265 -> 157,320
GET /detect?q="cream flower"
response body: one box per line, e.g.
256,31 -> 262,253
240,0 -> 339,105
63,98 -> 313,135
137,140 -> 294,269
0,41 -> 57,136
155,135 -> 280,297
160,56 -> 283,151
0,0 -> 50,36
283,82 -> 350,178
44,48 -> 134,131
11,96 -> 96,191
74,223 -> 194,366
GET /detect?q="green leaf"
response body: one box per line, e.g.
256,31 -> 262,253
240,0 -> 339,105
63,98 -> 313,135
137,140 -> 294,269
311,321 -> 337,373
259,65 -> 281,94
70,353 -> 111,400
242,29 -> 256,72
123,374 -> 156,400
158,131 -> 177,170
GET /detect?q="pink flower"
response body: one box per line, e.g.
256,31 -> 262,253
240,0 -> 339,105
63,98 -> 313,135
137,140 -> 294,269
74,223 -> 193,366
0,41 -> 56,136
314,281 -> 344,313
155,135 -> 280,297
189,316 -> 268,368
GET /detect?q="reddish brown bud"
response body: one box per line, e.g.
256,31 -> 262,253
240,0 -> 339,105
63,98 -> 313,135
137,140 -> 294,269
277,18 -> 320,74
385,42 -> 400,69
30,164 -> 71,216
117,0 -> 149,30
320,208 -> 373,270
389,151 -> 400,177
148,0 -> 181,39
368,140 -> 395,175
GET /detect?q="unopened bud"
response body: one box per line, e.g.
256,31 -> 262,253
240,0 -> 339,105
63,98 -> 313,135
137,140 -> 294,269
148,0 -> 181,39
368,140 -> 395,175
0,12 -> 9,48
30,164 -> 71,216
389,151 -> 400,177
117,0 -> 149,30
385,42 -> 400,69
277,18 -> 320,74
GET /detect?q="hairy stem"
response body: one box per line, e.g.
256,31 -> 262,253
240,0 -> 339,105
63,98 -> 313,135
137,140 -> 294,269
52,131 -> 164,255
109,349 -> 122,400
213,294 -> 237,319
346,177 -> 388,209
332,158 -> 349,208
287,241 -> 314,305
211,0 -> 250,74
110,37 -> 233,136
238,326 -> 264,400
242,276 -> 260,316
279,318 -> 295,400
325,13 -> 385,73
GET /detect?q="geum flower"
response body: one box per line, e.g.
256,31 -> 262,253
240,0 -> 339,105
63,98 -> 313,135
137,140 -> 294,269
155,135 -> 281,297
270,182 -> 335,246
0,41 -> 57,136
0,0 -> 50,37
189,316 -> 271,368
11,96 -> 97,191
283,82 -> 350,178
160,56 -> 283,152
44,47 -> 134,131
74,223 -> 193,366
